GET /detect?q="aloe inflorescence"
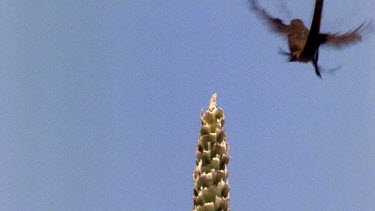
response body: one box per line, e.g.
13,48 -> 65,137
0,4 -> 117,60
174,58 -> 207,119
193,94 -> 230,211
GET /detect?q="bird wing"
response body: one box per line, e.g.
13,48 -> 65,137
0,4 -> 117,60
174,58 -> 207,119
250,0 -> 289,34
319,23 -> 365,48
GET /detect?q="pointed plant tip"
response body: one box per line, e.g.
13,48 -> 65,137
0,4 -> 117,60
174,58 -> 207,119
209,93 -> 218,111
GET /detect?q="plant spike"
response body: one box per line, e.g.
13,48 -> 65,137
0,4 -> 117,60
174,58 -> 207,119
193,93 -> 230,211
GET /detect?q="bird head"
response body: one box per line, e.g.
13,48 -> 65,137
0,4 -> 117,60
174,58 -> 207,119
290,19 -> 305,28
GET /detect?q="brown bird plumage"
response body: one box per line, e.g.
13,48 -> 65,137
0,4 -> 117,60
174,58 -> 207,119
250,0 -> 365,78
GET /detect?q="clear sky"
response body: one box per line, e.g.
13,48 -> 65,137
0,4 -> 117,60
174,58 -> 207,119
1,1 -> 374,210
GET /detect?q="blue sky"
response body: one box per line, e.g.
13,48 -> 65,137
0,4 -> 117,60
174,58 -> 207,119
1,1 -> 374,210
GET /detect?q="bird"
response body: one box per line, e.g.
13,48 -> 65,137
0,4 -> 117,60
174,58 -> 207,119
250,0 -> 365,78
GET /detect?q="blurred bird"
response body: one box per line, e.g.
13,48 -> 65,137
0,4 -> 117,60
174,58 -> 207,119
250,0 -> 365,78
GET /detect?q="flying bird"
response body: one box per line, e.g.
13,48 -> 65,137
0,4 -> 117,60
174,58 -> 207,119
250,0 -> 365,78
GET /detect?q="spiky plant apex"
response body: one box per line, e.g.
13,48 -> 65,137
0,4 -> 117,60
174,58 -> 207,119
193,93 -> 230,211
